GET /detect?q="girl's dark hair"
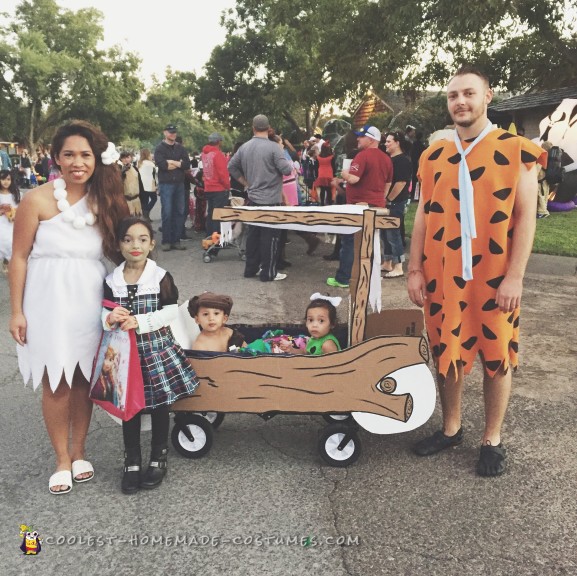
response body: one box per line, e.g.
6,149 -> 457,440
319,142 -> 333,158
51,120 -> 129,262
115,216 -> 155,245
0,169 -> 20,203
306,298 -> 338,328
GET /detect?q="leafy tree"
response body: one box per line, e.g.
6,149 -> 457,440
0,0 -> 151,148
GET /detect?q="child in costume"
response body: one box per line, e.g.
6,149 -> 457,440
279,293 -> 342,355
188,292 -> 247,352
0,169 -> 20,273
102,217 -> 199,494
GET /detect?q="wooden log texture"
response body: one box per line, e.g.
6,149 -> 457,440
350,211 -> 375,345
173,336 -> 428,422
213,207 -> 399,230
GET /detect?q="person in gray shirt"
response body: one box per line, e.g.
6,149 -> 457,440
228,114 -> 293,282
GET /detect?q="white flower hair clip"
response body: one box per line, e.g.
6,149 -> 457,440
101,142 -> 120,165
310,292 -> 342,307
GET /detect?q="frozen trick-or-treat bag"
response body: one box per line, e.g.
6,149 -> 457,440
90,303 -> 145,421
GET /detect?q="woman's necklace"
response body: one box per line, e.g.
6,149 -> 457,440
53,178 -> 96,229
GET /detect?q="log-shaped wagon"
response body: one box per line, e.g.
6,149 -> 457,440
170,205 -> 436,466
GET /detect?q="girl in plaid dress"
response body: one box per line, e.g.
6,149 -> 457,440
103,217 -> 199,494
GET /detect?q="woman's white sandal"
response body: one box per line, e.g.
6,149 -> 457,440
49,470 -> 72,494
72,460 -> 94,483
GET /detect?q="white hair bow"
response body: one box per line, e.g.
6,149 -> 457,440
310,292 -> 342,307
101,142 -> 120,165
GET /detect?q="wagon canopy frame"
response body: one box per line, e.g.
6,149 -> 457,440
214,204 -> 400,346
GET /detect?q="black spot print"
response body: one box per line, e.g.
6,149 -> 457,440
459,301 -> 468,311
487,275 -> 504,288
433,227 -> 445,241
489,239 -> 504,254
521,150 -> 538,163
439,343 -> 447,355
451,188 -> 460,200
432,344 -> 440,357
428,147 -> 444,160
451,324 -> 461,337
429,201 -> 444,213
507,313 -> 514,324
493,188 -> 512,200
461,336 -> 477,350
482,324 -> 498,340
513,316 -> 520,328
456,212 -> 461,222
422,254 -> 427,262
507,228 -> 514,239
430,303 -> 442,316
509,340 -> 519,353
309,345 -> 319,354
490,211 -> 508,224
472,254 -> 482,267
426,279 -> 437,293
462,360 -> 468,367
447,236 -> 462,250
448,153 -> 461,164
469,166 -> 485,181
424,200 -> 431,214
434,172 -> 442,183
497,132 -> 515,140
485,359 -> 503,371
482,299 -> 499,311
493,150 -> 510,165
437,328 -> 442,336
453,276 -> 466,289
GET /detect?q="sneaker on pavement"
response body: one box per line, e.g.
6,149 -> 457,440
161,244 -> 172,252
171,243 -> 186,250
259,272 -> 287,282
326,277 -> 349,288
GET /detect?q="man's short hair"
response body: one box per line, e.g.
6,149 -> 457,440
452,64 -> 491,88
252,114 -> 270,131
119,151 -> 133,159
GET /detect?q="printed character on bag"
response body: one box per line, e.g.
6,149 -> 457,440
90,305 -> 145,421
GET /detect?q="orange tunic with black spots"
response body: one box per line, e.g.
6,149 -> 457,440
417,129 -> 546,378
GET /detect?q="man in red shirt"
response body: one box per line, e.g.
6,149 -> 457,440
327,125 -> 393,288
201,132 -> 231,236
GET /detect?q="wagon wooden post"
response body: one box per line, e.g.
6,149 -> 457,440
349,209 -> 376,346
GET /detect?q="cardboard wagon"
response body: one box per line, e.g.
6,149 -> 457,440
169,205 -> 436,467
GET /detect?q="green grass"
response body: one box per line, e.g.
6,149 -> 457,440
404,202 -> 577,257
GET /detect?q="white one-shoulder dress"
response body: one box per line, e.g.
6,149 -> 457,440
17,195 -> 107,390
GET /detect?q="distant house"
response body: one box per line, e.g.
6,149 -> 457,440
351,90 -> 435,130
489,86 -> 577,139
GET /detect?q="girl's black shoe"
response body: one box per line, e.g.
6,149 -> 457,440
121,451 -> 141,495
140,446 -> 168,490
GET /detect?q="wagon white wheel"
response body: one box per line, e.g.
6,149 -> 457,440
195,412 -> 225,429
322,413 -> 353,424
171,414 -> 213,459
318,424 -> 362,468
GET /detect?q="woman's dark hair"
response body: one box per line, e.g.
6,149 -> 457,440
0,169 -> 21,203
115,216 -> 155,244
51,120 -> 129,262
386,130 -> 412,155
306,298 -> 338,328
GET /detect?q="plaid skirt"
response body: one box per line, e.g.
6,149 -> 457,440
137,326 -> 199,409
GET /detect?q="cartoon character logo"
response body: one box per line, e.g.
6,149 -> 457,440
19,524 -> 42,555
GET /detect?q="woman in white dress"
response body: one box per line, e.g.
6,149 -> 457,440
9,121 -> 129,494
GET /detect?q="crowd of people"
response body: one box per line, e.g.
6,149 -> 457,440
4,64 -> 549,498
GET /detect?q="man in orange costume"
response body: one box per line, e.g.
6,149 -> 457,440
408,65 -> 546,476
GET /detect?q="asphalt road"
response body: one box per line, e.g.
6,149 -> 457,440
1,218 -> 576,576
